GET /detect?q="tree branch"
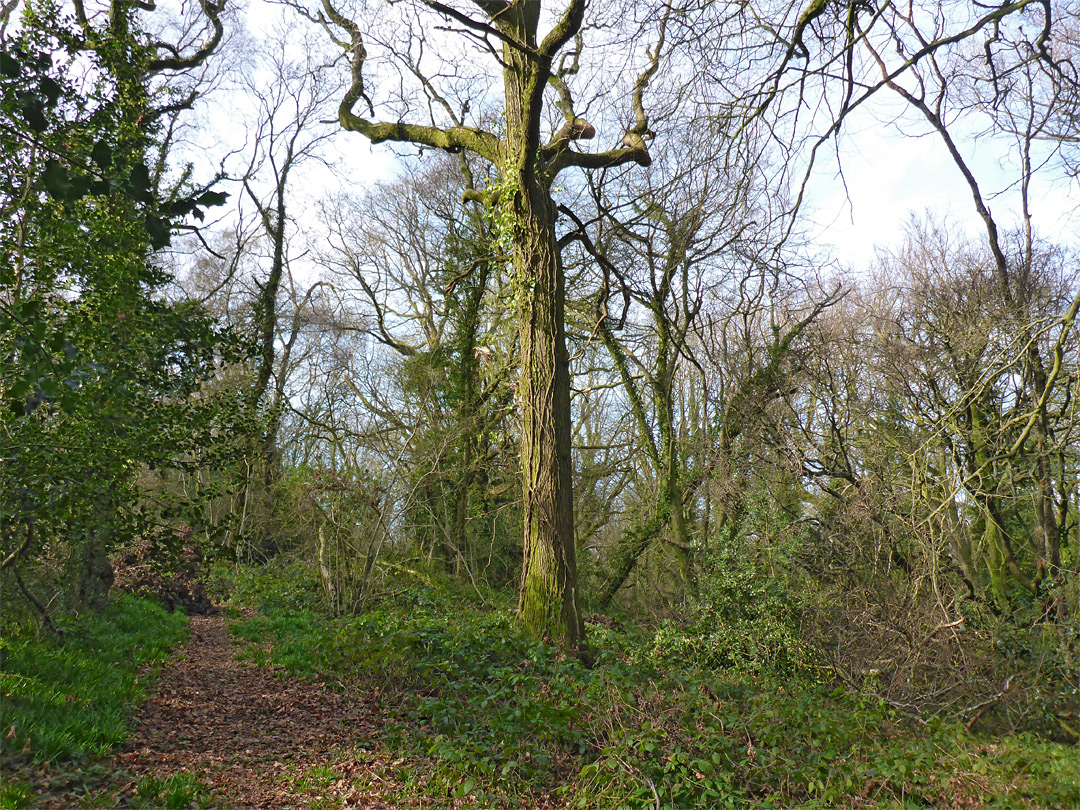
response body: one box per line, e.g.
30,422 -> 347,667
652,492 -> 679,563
321,0 -> 500,161
539,0 -> 585,58
146,0 -> 224,73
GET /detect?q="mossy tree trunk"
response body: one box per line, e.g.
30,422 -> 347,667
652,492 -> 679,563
505,160 -> 583,648
498,4 -> 586,649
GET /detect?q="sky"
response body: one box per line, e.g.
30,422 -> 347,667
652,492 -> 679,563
228,1 -> 1080,276
808,124 -> 1080,270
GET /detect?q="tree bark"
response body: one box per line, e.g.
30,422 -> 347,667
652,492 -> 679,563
513,196 -> 584,651
503,24 -> 585,652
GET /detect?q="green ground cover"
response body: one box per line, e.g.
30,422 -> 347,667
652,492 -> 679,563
0,594 -> 190,807
1,594 -> 187,763
225,561 -> 1080,809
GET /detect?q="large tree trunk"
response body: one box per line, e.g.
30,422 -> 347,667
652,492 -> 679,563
502,21 -> 585,653
511,180 -> 585,653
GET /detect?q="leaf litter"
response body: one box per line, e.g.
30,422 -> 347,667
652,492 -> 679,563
23,612 -> 412,808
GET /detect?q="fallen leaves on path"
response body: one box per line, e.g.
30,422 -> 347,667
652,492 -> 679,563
29,612 -> 410,809
120,612 -> 391,808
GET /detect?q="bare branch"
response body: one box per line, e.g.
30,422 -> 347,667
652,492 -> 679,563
539,0 -> 585,58
320,0 -> 501,161
146,0 -> 225,73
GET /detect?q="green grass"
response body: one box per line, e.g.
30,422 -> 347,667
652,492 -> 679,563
0,780 -> 35,810
224,560 -> 1080,809
133,771 -> 212,809
0,593 -> 188,764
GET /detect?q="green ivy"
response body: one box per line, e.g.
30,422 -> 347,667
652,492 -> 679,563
221,562 -> 1080,809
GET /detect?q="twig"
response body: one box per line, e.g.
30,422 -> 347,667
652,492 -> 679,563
1,521 -> 33,571
646,776 -> 661,810
964,675 -> 1015,733
10,565 -> 62,636
918,616 -> 965,650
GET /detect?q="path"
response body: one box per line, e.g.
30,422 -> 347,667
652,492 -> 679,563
35,613 -> 405,809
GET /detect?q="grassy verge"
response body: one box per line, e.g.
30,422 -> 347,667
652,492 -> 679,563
0,593 -> 188,767
225,560 -> 1080,809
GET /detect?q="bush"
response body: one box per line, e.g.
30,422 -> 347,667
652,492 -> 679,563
652,531 -> 813,675
111,526 -> 214,614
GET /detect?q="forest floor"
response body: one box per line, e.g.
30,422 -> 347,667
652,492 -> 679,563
7,568 -> 1077,809
19,612 -> 411,809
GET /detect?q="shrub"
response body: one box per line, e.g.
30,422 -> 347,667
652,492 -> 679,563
653,531 -> 813,675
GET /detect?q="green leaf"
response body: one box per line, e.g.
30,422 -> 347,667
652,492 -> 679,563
91,139 -> 113,170
145,214 -> 172,249
19,96 -> 49,132
41,159 -> 72,199
39,76 -> 62,106
0,50 -> 21,78
8,379 -> 31,401
18,299 -> 43,320
166,198 -> 195,217
67,174 -> 92,200
128,162 -> 152,202
196,189 -> 228,207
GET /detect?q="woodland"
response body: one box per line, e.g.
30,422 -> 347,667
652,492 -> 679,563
1,0 -> 1080,808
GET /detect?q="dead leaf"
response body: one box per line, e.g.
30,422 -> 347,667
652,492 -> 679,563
5,724 -> 16,740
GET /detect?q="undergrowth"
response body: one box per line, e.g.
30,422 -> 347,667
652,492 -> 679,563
0,593 -> 188,765
225,559 -> 1080,809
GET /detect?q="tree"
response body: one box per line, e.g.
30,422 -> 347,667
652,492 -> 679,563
786,222 -> 1079,725
850,2 -> 1080,616
0,0 -> 231,612
869,221 -> 1080,612
299,0 -> 670,655
560,127 -> 767,603
318,156 -> 519,582
236,27 -> 338,484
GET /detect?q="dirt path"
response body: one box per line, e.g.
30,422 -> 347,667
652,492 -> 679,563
124,612 -> 389,808
35,612 -> 404,809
